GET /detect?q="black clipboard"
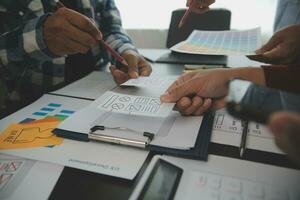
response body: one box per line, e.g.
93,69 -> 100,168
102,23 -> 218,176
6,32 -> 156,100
156,51 -> 227,65
53,112 -> 214,161
141,49 -> 227,66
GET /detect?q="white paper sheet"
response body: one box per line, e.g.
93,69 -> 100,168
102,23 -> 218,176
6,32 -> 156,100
161,155 -> 300,200
90,111 -> 202,149
171,28 -> 261,56
59,89 -> 202,150
97,91 -> 174,117
0,154 -> 63,200
0,94 -> 149,180
211,109 -> 283,154
50,71 -> 117,99
114,75 -> 179,99
121,76 -> 177,88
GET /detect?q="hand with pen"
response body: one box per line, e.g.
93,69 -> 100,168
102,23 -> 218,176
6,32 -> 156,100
186,0 -> 215,14
44,6 -> 152,84
44,7 -> 102,56
179,0 -> 215,28
109,50 -> 152,84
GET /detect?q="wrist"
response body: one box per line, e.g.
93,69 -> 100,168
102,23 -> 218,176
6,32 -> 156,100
228,67 -> 266,86
26,13 -> 60,60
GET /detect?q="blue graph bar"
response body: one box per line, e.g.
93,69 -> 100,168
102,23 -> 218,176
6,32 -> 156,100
60,110 -> 75,114
33,112 -> 48,116
48,103 -> 62,107
41,107 -> 55,112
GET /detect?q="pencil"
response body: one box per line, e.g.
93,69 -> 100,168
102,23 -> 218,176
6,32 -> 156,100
55,0 -> 128,67
240,120 -> 249,158
178,0 -> 194,28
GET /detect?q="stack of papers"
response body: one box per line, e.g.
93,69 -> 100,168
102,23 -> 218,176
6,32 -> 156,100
56,75 -> 203,150
0,94 -> 149,180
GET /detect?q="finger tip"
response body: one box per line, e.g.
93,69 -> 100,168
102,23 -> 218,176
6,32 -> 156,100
255,49 -> 262,54
129,72 -> 139,79
160,94 -> 171,103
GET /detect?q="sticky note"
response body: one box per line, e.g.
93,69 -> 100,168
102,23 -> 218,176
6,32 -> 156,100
0,120 -> 63,150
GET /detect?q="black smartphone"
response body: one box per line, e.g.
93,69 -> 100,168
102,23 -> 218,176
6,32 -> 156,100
226,79 -> 300,124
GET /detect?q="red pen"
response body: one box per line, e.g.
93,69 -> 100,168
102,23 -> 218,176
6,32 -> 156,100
99,40 -> 128,67
55,0 -> 128,67
178,0 -> 194,28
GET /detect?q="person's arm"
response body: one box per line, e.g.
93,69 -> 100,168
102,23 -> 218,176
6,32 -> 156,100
0,5 -> 102,67
187,0 -> 216,14
0,14 -> 59,66
99,0 -> 136,55
262,65 -> 300,94
160,67 -> 265,115
253,24 -> 300,65
98,0 -> 152,83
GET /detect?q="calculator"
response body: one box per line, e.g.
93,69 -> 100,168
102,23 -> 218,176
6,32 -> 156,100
129,156 -> 300,200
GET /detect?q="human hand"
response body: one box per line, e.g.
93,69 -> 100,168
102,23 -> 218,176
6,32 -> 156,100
160,69 -> 232,115
109,50 -> 152,84
160,67 -> 265,116
253,24 -> 300,65
44,7 -> 102,56
269,112 -> 300,165
172,95 -> 213,116
186,0 -> 216,14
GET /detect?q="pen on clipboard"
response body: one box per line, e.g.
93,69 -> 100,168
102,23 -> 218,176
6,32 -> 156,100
240,120 -> 249,157
55,0 -> 128,67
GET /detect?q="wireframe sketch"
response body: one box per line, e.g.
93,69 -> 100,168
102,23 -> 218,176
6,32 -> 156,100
97,92 -> 174,117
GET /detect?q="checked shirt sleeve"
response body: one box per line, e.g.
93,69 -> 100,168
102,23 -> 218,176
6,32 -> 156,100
98,0 -> 137,55
0,14 -> 59,66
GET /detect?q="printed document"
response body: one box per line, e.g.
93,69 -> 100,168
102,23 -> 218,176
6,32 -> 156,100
171,28 -> 261,56
97,91 -> 174,117
0,95 -> 149,180
211,109 -> 283,154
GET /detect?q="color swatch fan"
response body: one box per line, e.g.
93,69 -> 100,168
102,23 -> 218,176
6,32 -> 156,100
171,28 -> 261,56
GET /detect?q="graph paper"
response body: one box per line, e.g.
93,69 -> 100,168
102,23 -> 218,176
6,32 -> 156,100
171,28 -> 261,56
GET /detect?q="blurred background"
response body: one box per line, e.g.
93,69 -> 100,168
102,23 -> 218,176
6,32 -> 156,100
115,0 -> 277,48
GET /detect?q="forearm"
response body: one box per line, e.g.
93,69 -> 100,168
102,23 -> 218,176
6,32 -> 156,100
224,67 -> 266,86
104,27 -> 137,54
100,0 -> 137,54
0,14 -> 58,66
224,65 -> 300,94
